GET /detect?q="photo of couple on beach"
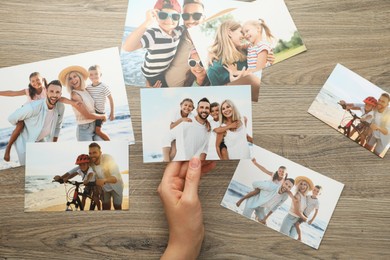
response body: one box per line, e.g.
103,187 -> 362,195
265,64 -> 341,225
120,0 -> 305,101
221,144 -> 344,249
0,48 -> 134,170
308,64 -> 390,158
25,141 -> 129,212
140,85 -> 252,162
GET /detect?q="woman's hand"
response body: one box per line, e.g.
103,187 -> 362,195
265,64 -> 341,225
224,64 -> 251,82
158,157 -> 216,260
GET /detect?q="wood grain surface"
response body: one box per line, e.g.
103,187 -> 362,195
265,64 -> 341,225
0,0 -> 389,259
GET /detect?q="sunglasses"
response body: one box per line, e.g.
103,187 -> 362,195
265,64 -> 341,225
181,12 -> 203,21
188,59 -> 203,68
158,11 -> 181,21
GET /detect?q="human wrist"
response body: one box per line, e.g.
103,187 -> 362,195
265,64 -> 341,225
162,226 -> 204,260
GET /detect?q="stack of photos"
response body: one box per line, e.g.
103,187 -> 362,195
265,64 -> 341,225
221,144 -> 344,249
0,47 -> 134,211
120,0 -> 306,101
25,141 -> 129,212
0,47 -> 134,170
308,64 -> 390,158
140,85 -> 252,162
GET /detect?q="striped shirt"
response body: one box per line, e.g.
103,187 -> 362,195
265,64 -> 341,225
141,26 -> 184,78
86,82 -> 111,113
247,41 -> 272,69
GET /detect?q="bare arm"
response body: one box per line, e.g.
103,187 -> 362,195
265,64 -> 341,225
0,89 -> 26,97
308,209 -> 319,225
170,117 -> 192,129
292,193 -> 308,221
213,121 -> 239,134
122,9 -> 157,52
83,172 -> 93,185
251,158 -> 273,176
71,92 -> 106,120
215,132 -> 225,159
108,94 -> 115,121
236,188 -> 260,207
96,175 -> 117,187
248,50 -> 268,73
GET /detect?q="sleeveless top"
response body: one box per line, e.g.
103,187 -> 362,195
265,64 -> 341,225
222,120 -> 250,159
71,89 -> 95,125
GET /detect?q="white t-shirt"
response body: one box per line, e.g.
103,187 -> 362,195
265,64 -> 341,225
372,108 -> 390,139
304,196 -> 319,217
36,109 -> 55,141
353,104 -> 374,123
223,120 -> 250,159
164,119 -> 210,161
76,166 -> 96,182
206,117 -> 221,160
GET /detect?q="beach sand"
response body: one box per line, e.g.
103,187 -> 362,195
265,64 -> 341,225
308,98 -> 347,130
25,174 -> 130,212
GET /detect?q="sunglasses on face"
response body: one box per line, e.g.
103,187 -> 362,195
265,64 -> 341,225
181,12 -> 203,21
158,11 -> 181,21
188,59 -> 203,68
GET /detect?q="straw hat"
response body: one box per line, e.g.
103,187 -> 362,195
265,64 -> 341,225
58,65 -> 89,86
294,176 -> 314,191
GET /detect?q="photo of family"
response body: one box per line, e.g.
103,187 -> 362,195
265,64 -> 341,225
188,0 -> 307,101
140,85 -> 253,162
308,64 -> 390,158
0,47 -> 134,170
25,141 -> 129,212
221,144 -> 344,249
120,0 -> 257,88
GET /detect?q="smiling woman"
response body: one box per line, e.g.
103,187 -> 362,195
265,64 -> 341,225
215,99 -> 252,159
58,65 -> 106,141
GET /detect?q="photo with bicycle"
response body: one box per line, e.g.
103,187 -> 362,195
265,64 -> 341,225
308,64 -> 390,158
24,141 -> 129,212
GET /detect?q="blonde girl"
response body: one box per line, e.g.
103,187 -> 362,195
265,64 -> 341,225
242,19 -> 274,79
207,20 -> 263,101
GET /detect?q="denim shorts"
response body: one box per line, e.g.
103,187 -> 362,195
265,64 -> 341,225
76,122 -> 95,141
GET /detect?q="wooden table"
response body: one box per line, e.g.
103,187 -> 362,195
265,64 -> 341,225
0,0 -> 389,258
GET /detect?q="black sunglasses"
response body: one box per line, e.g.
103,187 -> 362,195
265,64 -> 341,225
188,59 -> 203,68
158,11 -> 181,21
181,12 -> 203,21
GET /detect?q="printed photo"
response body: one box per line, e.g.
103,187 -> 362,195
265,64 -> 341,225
0,47 -> 134,170
308,64 -> 390,158
140,85 -> 253,162
221,144 -> 344,249
25,141 -> 129,212
188,0 -> 307,101
120,0 -> 254,88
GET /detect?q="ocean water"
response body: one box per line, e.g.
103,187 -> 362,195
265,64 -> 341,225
121,26 -> 146,86
0,105 -> 134,170
221,180 -> 326,249
25,175 -> 60,194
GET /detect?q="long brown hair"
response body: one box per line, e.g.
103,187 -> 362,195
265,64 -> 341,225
28,72 -> 47,100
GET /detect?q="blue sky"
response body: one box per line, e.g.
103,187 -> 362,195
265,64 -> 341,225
0,47 -> 130,128
322,63 -> 387,103
231,144 -> 344,223
25,141 -> 129,176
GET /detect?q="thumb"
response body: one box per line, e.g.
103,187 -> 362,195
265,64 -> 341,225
182,157 -> 201,200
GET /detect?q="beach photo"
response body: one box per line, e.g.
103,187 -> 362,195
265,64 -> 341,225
308,64 -> 390,158
140,85 -> 253,162
25,141 -> 129,212
188,0 -> 307,101
0,47 -> 134,170
120,0 -> 254,87
221,144 -> 344,249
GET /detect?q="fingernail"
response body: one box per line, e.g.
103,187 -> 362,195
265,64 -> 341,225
189,157 -> 200,169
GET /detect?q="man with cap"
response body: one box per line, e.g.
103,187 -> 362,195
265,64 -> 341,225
8,80 -> 65,165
